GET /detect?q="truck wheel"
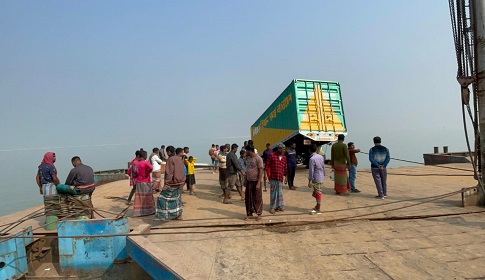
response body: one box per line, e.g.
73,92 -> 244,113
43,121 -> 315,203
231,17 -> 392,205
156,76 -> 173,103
296,155 -> 304,165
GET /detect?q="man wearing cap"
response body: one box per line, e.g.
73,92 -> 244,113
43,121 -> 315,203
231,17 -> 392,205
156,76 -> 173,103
265,143 -> 288,214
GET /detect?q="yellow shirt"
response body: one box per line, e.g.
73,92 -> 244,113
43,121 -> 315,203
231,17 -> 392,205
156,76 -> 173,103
184,158 -> 197,175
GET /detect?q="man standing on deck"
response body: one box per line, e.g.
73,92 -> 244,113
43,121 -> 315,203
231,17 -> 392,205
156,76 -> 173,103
209,144 -> 216,171
182,147 -> 190,191
248,140 -> 258,154
369,136 -> 390,199
133,151 -> 155,216
348,142 -> 361,193
261,143 -> 272,191
159,145 -> 168,162
36,152 -> 60,196
330,134 -> 351,195
218,145 -> 229,202
285,142 -> 297,190
308,144 -> 325,213
156,147 -> 185,220
261,143 -> 272,164
226,143 -> 244,202
265,143 -> 288,214
36,152 -> 61,226
244,145 -> 264,221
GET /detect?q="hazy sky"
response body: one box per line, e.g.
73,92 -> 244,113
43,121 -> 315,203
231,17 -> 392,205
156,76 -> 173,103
1,0 -> 463,148
0,0 -> 470,215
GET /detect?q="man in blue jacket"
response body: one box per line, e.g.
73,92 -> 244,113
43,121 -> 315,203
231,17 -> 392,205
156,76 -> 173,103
369,136 -> 390,199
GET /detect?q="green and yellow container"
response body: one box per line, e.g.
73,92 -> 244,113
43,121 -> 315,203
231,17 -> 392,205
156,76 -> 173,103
251,79 -> 347,159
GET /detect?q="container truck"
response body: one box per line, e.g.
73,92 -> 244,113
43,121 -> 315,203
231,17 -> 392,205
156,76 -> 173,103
250,79 -> 347,164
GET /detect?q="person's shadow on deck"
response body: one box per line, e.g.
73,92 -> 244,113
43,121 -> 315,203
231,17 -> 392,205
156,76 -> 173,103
197,207 -> 245,219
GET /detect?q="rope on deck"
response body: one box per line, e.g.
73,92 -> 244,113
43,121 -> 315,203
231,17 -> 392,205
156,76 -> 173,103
1,188 -> 483,240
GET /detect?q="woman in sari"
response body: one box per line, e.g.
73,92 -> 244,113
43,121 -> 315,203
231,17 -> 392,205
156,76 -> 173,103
133,150 -> 156,216
156,146 -> 186,220
149,147 -> 163,192
330,134 -> 351,195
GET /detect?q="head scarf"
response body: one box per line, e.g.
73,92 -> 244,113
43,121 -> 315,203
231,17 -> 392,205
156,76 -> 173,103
39,152 -> 55,167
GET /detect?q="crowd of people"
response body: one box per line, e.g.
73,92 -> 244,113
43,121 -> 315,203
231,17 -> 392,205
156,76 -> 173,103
34,135 -> 390,223
125,136 -> 390,221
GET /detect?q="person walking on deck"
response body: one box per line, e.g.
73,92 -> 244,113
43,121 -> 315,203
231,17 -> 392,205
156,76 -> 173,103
330,134 -> 351,195
286,142 -> 298,190
127,150 -> 141,204
244,145 -> 264,221
266,143 -> 288,214
149,148 -> 163,192
226,143 -> 244,202
308,144 -> 325,213
348,142 -> 361,193
156,146 -> 186,220
369,136 -> 390,199
133,150 -> 156,216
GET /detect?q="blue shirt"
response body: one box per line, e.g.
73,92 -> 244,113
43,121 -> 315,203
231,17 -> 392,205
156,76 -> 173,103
369,144 -> 390,168
238,158 -> 247,172
308,153 -> 325,183
38,163 -> 57,184
262,148 -> 272,164
286,148 -> 297,167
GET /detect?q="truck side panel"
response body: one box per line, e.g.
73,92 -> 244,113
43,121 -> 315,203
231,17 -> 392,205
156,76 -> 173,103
295,80 -> 347,142
250,81 -> 299,152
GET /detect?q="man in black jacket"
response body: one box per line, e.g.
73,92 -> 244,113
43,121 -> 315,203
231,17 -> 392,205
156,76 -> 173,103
225,143 -> 244,203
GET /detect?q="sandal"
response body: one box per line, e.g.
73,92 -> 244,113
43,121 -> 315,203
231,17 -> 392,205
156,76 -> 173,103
255,216 -> 262,221
269,209 -> 276,214
240,197 -> 245,201
223,201 -> 233,204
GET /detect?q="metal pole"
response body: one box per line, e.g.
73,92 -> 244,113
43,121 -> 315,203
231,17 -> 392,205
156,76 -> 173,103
472,0 -> 485,176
